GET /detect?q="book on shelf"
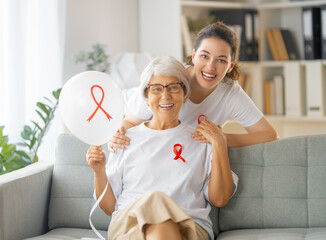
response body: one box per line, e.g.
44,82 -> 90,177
210,9 -> 258,61
264,80 -> 272,115
229,25 -> 242,48
266,28 -> 299,61
266,29 -> 281,61
273,75 -> 285,116
263,75 -> 285,116
283,62 -> 306,117
302,7 -> 322,60
322,5 -> 326,59
272,29 -> 289,61
281,29 -> 300,60
305,61 -> 326,117
270,79 -> 276,115
238,73 -> 252,97
253,11 -> 259,61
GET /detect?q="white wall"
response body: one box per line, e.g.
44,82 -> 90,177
139,0 -> 182,61
62,0 -> 139,83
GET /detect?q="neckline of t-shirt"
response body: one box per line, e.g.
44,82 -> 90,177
187,82 -> 222,106
140,121 -> 186,135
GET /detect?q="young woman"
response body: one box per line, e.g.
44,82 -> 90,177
87,56 -> 238,240
109,21 -> 278,152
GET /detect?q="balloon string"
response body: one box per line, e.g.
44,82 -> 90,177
88,181 -> 109,240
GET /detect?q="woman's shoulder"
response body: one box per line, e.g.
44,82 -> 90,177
181,122 -> 196,133
220,78 -> 239,89
218,78 -> 245,97
123,123 -> 148,141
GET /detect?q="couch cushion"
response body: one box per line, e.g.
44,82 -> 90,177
24,228 -> 107,240
48,134 -> 111,231
220,134 -> 326,231
217,228 -> 326,240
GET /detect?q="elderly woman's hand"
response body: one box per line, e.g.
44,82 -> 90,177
86,145 -> 106,174
192,120 -> 227,147
107,127 -> 130,153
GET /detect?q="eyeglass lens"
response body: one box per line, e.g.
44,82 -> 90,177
148,83 -> 183,93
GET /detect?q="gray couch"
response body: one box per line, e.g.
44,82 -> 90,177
1,133 -> 326,240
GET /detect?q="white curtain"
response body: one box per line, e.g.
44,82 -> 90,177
0,0 -> 66,162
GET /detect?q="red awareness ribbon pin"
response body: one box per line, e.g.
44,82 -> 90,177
173,144 -> 186,163
197,114 -> 207,124
86,85 -> 113,122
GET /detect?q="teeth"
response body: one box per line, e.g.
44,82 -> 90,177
160,104 -> 174,108
202,72 -> 216,78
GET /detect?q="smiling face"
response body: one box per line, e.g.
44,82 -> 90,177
145,75 -> 186,130
192,37 -> 235,91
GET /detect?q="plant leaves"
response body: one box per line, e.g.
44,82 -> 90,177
0,126 -> 3,138
1,144 -> 16,159
21,131 -> 31,141
31,121 -> 42,131
37,102 -> 50,115
1,79 -> 62,174
30,136 -> 37,149
3,152 -> 17,164
52,88 -> 61,99
16,142 -> 30,148
16,150 -> 31,160
36,110 -> 46,123
0,136 -> 9,147
24,125 -> 33,134
43,96 -> 53,104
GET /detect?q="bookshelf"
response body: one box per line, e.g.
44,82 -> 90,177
139,0 -> 326,138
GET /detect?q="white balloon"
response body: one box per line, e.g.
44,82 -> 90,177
59,71 -> 124,145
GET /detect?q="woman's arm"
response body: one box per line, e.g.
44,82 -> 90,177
195,121 -> 234,207
86,146 -> 116,215
193,117 -> 278,147
108,113 -> 145,153
225,117 -> 279,147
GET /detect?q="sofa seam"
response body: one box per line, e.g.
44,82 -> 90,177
306,137 -> 309,228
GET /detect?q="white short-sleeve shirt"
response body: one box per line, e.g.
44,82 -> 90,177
124,79 -> 263,127
106,122 -> 238,240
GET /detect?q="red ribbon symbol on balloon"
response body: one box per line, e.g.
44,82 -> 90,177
86,85 -> 113,122
197,114 -> 207,124
173,144 -> 186,163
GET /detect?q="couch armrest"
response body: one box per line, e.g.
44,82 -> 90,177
0,162 -> 53,240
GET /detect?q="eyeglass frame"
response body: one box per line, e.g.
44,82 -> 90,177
145,82 -> 185,94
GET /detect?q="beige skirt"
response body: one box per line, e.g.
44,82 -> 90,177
108,191 -> 209,240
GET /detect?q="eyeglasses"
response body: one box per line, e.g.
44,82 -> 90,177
146,83 -> 185,94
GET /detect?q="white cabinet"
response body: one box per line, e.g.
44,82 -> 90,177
139,0 -> 326,138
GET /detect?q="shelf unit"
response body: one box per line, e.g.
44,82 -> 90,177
139,0 -> 326,138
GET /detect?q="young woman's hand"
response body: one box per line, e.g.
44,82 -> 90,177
86,145 -> 106,174
107,127 -> 130,153
192,129 -> 208,143
193,120 -> 227,147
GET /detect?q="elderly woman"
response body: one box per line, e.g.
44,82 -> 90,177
86,56 -> 238,240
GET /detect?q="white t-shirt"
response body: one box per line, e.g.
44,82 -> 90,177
106,122 -> 238,240
124,79 -> 263,127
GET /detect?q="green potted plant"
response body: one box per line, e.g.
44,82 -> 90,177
73,43 -> 110,73
0,88 -> 61,175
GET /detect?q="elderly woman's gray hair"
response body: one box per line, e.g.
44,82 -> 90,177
139,56 -> 191,99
